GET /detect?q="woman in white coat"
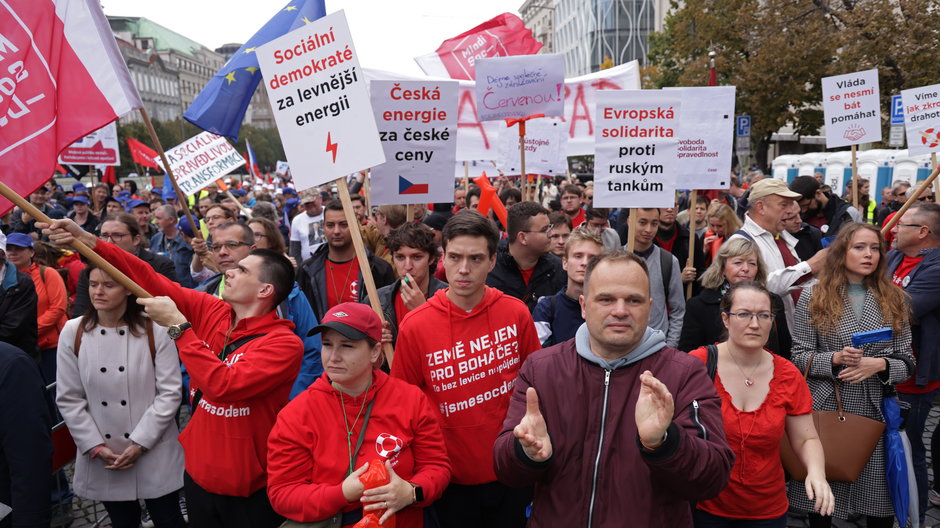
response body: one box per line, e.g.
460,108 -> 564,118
56,263 -> 185,528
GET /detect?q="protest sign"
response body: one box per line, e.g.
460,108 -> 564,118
166,131 -> 245,196
367,62 -> 641,161
369,80 -> 458,205
822,68 -> 882,149
496,118 -> 567,176
475,54 -> 565,121
58,122 -> 121,165
257,10 -> 384,190
275,160 -> 290,175
665,86 -> 735,189
902,83 -> 940,156
594,90 -> 681,208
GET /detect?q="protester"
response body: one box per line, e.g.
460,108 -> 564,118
71,213 -> 178,317
365,223 -> 446,347
0,340 -> 52,528
362,204 -> 407,272
289,189 -> 324,264
392,211 -> 540,528
782,201 -> 824,262
558,184 -> 586,227
297,200 -> 395,321
67,195 -> 98,233
91,183 -> 111,218
843,178 -> 875,223
689,282 -> 832,526
150,205 -> 196,289
532,226 -> 604,346
10,186 -> 65,237
266,302 -> 451,527
790,176 -> 860,239
584,207 -> 622,250
454,186 -> 467,212
628,208 -> 685,347
126,199 -> 157,244
887,202 -> 940,525
703,202 -> 742,265
787,223 -> 914,527
655,202 -> 705,292
486,202 -> 565,313
44,217 -> 303,528
55,263 -> 185,528
5,233 -> 67,385
494,250 -> 734,526
0,232 -> 40,358
546,211 -> 572,258
679,238 -> 790,358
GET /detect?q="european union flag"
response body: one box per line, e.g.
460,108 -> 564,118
183,0 -> 326,141
162,173 -> 177,201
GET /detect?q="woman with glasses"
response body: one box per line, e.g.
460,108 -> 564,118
679,238 -> 790,358
787,223 -> 914,528
690,282 -> 833,527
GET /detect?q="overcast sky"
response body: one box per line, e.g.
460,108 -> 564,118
101,0 -> 521,75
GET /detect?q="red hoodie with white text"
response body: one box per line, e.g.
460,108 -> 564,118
392,286 -> 540,485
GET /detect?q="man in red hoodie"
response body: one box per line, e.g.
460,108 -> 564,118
392,210 -> 541,528
43,218 -> 303,528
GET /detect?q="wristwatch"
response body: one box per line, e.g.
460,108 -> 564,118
167,322 -> 192,340
410,483 -> 424,504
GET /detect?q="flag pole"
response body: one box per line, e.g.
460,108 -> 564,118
882,165 -> 940,235
406,204 -> 414,223
851,144 -> 859,210
685,189 -> 697,299
626,209 -> 638,252
335,176 -> 394,366
138,108 -> 203,240
0,181 -> 150,299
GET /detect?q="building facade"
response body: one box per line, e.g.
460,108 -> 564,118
519,0 -> 555,53
113,37 -> 180,123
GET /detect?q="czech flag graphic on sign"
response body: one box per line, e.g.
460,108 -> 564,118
399,175 -> 429,195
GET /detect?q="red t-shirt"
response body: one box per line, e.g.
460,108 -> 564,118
519,267 -> 535,286
656,229 -> 678,252
891,255 -> 924,287
690,348 -> 813,519
394,289 -> 412,328
325,257 -> 359,308
569,208 -> 586,227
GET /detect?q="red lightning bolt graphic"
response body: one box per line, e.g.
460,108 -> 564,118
325,132 -> 338,163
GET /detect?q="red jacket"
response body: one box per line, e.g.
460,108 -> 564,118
392,287 -> 540,485
267,370 -> 451,527
94,241 -> 303,497
493,339 -> 734,527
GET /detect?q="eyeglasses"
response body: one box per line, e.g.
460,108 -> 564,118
724,311 -> 774,322
204,214 -> 227,222
897,223 -> 925,229
100,232 -> 130,241
208,241 -> 250,252
523,224 -> 554,235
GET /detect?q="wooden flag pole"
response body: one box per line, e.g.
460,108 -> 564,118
335,176 -> 394,366
933,153 -> 939,198
464,162 -> 470,197
225,190 -> 252,219
882,165 -> 940,235
139,108 -> 202,240
0,181 -> 151,299
685,190 -> 697,299
406,204 -> 414,223
626,209 -> 638,252
851,145 -> 859,210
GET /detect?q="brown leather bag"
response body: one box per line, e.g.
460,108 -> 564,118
780,354 -> 885,482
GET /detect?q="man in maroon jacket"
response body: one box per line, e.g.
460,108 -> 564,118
494,250 -> 733,527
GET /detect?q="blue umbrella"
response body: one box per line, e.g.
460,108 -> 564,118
883,397 -> 909,527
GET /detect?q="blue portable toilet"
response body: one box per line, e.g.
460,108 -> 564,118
772,155 -> 800,183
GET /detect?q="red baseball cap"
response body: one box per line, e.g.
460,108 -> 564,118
308,302 -> 382,342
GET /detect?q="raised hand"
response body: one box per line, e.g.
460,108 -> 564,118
399,274 -> 427,311
635,371 -> 673,449
513,387 -> 552,462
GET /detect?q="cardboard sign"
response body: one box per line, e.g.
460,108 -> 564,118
665,86 -> 735,189
496,117 -> 568,176
275,160 -> 289,175
594,90 -> 681,208
902,83 -> 940,156
58,122 -> 120,165
474,54 -> 565,121
369,80 -> 458,205
166,132 -> 245,195
257,10 -> 385,190
822,69 -> 882,149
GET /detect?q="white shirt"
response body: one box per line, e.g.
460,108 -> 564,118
290,211 -> 324,261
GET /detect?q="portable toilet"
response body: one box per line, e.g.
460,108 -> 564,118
913,152 -> 934,182
823,151 -> 852,197
771,155 -> 800,183
797,153 -> 828,183
892,150 -> 921,189
856,149 -> 894,203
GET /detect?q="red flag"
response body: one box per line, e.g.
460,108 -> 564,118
414,13 -> 542,80
0,0 -> 142,214
101,165 -> 116,185
127,138 -> 161,170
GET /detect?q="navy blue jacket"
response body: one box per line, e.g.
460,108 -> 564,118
532,288 -> 584,347
887,247 -> 940,386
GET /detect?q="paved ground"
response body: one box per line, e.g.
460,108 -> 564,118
62,403 -> 940,527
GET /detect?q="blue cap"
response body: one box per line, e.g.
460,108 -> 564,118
151,188 -> 163,199
285,197 -> 299,210
72,182 -> 87,192
125,198 -> 148,211
178,215 -> 195,237
282,187 -> 297,196
6,233 -> 34,248
231,188 -> 247,197
71,195 -> 90,205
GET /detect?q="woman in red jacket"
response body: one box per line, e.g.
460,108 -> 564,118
690,282 -> 833,527
267,302 -> 451,527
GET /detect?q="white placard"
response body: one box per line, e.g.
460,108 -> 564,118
665,86 -> 736,189
58,122 -> 121,166
594,90 -> 681,208
902,83 -> 940,155
369,80 -> 458,205
275,160 -> 289,175
167,132 -> 245,196
474,54 -> 565,121
496,118 -> 567,176
822,68 -> 882,149
257,10 -> 385,190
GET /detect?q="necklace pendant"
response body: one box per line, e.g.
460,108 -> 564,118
744,377 -> 754,388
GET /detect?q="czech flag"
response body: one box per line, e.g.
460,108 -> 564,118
399,176 -> 429,195
0,0 -> 142,214
246,139 -> 261,179
183,0 -> 326,141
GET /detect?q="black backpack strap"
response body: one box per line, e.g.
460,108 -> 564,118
705,344 -> 719,381
191,333 -> 266,409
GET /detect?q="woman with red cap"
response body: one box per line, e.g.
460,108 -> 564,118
267,302 -> 451,527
